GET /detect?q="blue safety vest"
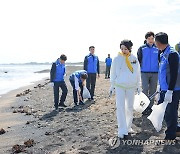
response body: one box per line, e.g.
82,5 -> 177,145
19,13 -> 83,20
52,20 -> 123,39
53,60 -> 65,82
159,45 -> 180,91
105,57 -> 112,66
69,70 -> 87,83
141,44 -> 159,72
87,54 -> 98,73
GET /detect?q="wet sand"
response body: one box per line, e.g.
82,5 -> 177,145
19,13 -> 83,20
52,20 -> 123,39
0,65 -> 180,154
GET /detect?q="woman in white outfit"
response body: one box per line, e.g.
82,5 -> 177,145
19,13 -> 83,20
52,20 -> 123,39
110,40 -> 141,139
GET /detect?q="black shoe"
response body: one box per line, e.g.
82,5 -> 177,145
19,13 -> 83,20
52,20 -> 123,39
74,102 -> 78,106
54,107 -> 59,111
79,101 -> 85,105
164,134 -> 176,140
88,98 -> 92,101
59,103 -> 67,107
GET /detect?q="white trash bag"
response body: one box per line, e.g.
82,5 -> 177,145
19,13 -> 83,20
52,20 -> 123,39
133,92 -> 150,113
147,101 -> 168,132
83,86 -> 91,99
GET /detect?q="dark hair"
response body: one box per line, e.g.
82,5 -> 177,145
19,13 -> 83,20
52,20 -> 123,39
89,46 -> 95,51
81,73 -> 88,79
144,40 -> 147,44
155,32 -> 168,44
145,31 -> 155,39
120,39 -> 133,52
60,54 -> 67,61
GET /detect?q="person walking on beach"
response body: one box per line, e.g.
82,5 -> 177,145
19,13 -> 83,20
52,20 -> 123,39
105,54 -> 112,79
137,31 -> 159,115
83,46 -> 100,101
155,32 -> 180,140
69,70 -> 88,106
50,54 -> 68,110
110,40 -> 141,141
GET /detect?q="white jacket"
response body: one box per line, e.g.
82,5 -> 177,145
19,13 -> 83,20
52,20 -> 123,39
110,53 -> 141,89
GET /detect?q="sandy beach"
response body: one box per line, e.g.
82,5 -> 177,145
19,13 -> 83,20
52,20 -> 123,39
0,65 -> 180,154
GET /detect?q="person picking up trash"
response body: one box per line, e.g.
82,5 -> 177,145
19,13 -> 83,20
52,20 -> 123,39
69,70 -> 88,106
154,32 -> 180,140
110,39 -> 141,141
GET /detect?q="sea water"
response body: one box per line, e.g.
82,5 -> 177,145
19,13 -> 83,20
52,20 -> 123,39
0,64 -> 51,97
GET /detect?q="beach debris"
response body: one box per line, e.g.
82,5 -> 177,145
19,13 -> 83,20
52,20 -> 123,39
12,139 -> 35,153
0,128 -> 6,135
13,110 -> 18,113
12,144 -> 26,153
16,89 -> 31,97
16,93 -> 22,97
12,106 -> 34,115
45,131 -> 53,135
24,139 -> 35,147
26,121 -> 30,125
24,98 -> 29,101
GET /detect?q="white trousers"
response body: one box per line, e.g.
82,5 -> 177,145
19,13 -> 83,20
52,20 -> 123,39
115,87 -> 135,138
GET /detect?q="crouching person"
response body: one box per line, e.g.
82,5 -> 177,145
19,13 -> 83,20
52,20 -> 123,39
69,70 -> 88,106
50,54 -> 68,110
110,40 -> 141,141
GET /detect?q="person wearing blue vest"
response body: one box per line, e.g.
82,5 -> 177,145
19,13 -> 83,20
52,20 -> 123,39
50,54 -> 68,110
69,70 -> 88,106
105,54 -> 112,79
137,31 -> 160,115
155,32 -> 180,140
83,46 -> 100,101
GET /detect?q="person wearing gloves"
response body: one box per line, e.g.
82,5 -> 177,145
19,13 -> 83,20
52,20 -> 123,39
50,54 -> 68,110
83,46 -> 100,101
110,40 -> 141,139
155,32 -> 180,140
69,70 -> 88,106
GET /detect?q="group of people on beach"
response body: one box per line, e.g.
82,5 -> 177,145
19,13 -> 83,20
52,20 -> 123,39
50,31 -> 180,145
50,45 -> 100,110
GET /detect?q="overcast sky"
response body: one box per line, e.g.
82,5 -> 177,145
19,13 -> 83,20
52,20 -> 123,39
0,0 -> 180,64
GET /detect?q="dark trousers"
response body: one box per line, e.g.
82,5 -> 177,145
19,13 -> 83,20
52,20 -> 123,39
158,90 -> 180,139
69,80 -> 83,105
105,66 -> 111,78
86,73 -> 96,99
53,81 -> 68,109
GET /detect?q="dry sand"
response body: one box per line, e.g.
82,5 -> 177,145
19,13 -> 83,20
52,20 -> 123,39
0,65 -> 180,154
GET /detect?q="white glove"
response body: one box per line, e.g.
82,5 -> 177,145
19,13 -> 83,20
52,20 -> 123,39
109,85 -> 115,97
164,90 -> 173,103
49,82 -> 54,87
